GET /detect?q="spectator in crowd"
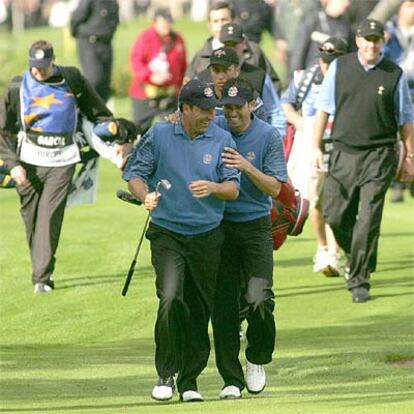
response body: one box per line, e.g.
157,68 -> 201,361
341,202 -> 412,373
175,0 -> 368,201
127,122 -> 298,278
228,0 -> 275,44
273,0 -> 321,75
313,19 -> 414,303
282,36 -> 348,277
129,8 -> 187,134
212,77 -> 288,399
185,0 -> 280,91
369,0 -> 405,23
346,0 -> 379,30
290,0 -> 354,73
70,0 -> 119,102
383,0 -> 414,202
122,78 -> 240,402
0,40 -> 116,294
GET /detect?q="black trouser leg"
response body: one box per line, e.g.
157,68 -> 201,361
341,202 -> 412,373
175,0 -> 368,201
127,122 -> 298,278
77,39 -> 112,102
177,227 -> 224,393
212,241 -> 244,390
324,147 -> 395,289
17,164 -> 75,284
213,217 -> 275,389
147,224 -> 223,388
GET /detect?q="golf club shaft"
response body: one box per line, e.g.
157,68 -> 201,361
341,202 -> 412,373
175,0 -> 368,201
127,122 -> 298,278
122,212 -> 150,296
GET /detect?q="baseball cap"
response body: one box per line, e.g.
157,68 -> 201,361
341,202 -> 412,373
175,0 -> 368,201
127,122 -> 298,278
220,79 -> 255,106
179,78 -> 219,110
209,47 -> 240,68
29,45 -> 55,68
357,18 -> 384,38
318,37 -> 348,63
219,23 -> 244,44
153,8 -> 174,22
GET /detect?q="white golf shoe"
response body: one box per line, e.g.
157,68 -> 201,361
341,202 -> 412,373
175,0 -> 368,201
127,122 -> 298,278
246,360 -> 266,394
180,390 -> 204,402
219,385 -> 241,400
151,376 -> 175,401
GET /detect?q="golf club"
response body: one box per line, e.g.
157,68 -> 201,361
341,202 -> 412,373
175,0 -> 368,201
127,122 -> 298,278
116,189 -> 142,206
122,179 -> 172,296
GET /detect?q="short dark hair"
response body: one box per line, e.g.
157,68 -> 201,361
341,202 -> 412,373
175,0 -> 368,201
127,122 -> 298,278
208,1 -> 235,20
30,39 -> 54,53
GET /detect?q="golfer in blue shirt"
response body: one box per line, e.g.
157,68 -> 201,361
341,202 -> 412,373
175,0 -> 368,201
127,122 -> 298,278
123,78 -> 240,403
211,77 -> 288,399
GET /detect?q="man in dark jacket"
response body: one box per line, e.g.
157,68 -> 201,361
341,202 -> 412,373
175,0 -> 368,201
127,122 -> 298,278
0,40 -> 115,294
70,0 -> 119,102
185,0 -> 280,91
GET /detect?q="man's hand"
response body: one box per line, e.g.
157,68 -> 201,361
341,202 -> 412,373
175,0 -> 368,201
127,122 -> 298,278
312,148 -> 325,172
222,147 -> 250,172
144,191 -> 161,211
10,165 -> 27,186
189,180 -> 215,198
400,157 -> 414,182
163,111 -> 180,123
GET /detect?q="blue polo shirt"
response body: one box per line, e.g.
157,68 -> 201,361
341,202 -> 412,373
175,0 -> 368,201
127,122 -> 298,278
215,115 -> 288,222
123,121 -> 240,235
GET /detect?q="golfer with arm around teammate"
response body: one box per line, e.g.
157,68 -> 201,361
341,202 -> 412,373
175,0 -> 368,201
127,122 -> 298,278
122,78 -> 240,403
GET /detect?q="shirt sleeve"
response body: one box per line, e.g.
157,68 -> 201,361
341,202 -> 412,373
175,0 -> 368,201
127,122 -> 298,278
218,135 -> 241,186
262,74 -> 287,137
263,130 -> 288,183
122,128 -> 155,182
394,72 -> 414,125
315,59 -> 337,115
281,79 -> 299,106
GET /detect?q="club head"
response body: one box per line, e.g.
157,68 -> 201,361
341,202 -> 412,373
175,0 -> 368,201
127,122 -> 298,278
156,179 -> 172,192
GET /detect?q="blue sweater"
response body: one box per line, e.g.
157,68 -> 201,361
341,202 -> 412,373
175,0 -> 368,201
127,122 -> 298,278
123,121 -> 240,235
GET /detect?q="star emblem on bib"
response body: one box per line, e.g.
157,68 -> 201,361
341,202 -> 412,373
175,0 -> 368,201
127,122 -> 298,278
30,93 -> 63,110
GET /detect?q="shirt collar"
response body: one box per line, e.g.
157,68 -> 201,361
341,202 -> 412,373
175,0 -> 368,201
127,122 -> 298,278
357,51 -> 385,71
174,121 -> 215,139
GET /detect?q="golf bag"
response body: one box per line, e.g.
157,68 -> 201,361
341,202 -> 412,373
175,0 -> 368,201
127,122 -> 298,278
270,182 -> 309,250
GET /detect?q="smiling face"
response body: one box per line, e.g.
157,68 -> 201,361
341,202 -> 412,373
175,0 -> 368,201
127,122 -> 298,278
356,35 -> 384,65
208,8 -> 232,38
223,101 -> 255,133
210,64 -> 240,96
182,104 -> 215,138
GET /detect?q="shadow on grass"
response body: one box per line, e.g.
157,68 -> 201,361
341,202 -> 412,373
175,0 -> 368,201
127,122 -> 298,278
1,313 -> 413,411
56,266 -> 155,290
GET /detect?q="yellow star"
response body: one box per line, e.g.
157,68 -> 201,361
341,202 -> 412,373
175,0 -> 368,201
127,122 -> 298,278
30,93 -> 62,109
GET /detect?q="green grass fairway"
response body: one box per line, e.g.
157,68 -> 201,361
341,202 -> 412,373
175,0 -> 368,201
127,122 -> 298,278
0,160 -> 413,414
0,16 -> 413,414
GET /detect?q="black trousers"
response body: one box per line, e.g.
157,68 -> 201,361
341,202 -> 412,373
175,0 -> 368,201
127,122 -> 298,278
16,164 -> 76,284
146,222 -> 224,393
132,96 -> 178,134
77,38 -> 113,102
323,146 -> 396,290
212,216 -> 276,390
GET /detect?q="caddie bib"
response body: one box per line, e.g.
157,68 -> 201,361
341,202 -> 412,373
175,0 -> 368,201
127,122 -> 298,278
18,69 -> 80,167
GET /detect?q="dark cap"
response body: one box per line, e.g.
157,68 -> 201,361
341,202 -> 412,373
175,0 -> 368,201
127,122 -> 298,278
209,47 -> 239,68
153,8 -> 174,22
220,79 -> 255,106
357,18 -> 384,38
179,79 -> 219,110
318,37 -> 348,63
219,23 -> 244,44
29,45 -> 54,68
